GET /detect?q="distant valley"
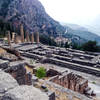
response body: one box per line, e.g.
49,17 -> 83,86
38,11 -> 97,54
61,23 -> 100,45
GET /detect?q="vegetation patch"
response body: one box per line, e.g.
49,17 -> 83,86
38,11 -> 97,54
36,67 -> 46,79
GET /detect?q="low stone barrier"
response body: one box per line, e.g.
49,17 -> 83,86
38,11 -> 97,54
43,58 -> 100,77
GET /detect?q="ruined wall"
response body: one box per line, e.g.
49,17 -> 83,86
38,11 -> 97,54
43,58 -> 100,77
0,60 -> 9,70
46,69 -> 61,77
50,73 -> 88,94
0,70 -> 49,100
5,62 -> 32,85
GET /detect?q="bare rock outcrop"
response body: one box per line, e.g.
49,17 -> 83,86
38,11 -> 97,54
0,70 -> 49,100
2,85 -> 49,100
5,61 -> 32,85
0,0 -> 65,35
0,70 -> 18,98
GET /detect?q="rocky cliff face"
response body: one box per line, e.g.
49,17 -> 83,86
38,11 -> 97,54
0,0 -> 65,35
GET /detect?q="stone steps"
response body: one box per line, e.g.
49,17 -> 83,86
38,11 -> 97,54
21,52 -> 100,77
52,54 -> 96,67
43,58 -> 100,77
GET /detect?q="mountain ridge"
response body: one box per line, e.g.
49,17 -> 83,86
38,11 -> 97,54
62,23 -> 100,45
0,0 -> 65,35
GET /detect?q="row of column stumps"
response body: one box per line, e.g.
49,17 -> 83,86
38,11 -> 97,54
7,24 -> 40,46
20,24 -> 40,43
20,24 -> 24,43
7,31 -> 11,47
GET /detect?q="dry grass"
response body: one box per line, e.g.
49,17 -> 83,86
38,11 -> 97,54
73,96 -> 80,100
45,84 -> 81,100
0,48 -> 6,54
25,65 -> 33,74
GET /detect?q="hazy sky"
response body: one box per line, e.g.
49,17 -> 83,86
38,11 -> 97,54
39,0 -> 100,25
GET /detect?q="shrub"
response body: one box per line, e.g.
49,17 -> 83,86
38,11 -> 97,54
4,40 -> 8,44
65,42 -> 70,48
92,81 -> 96,84
44,88 -> 48,92
36,67 -> 46,79
82,41 -> 99,52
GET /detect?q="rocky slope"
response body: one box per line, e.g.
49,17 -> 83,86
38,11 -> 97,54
62,23 -> 100,45
0,0 -> 65,35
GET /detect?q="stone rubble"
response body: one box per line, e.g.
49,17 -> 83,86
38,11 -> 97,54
0,70 -> 49,100
1,40 -> 100,100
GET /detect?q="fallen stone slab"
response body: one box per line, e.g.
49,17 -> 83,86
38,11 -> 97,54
2,85 -> 49,100
0,70 -> 18,97
0,59 -> 9,70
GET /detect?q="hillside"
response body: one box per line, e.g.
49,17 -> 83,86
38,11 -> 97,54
62,23 -> 100,45
0,0 -> 65,36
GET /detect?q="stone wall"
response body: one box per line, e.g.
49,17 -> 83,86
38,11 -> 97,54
0,59 -> 9,70
0,70 -> 49,100
45,81 -> 92,100
50,72 -> 88,94
43,58 -> 100,77
46,69 -> 61,77
5,62 -> 32,85
22,52 -> 43,60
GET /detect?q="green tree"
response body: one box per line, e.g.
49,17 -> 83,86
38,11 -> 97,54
39,34 -> 57,46
65,42 -> 70,48
36,67 -> 46,79
82,41 -> 99,52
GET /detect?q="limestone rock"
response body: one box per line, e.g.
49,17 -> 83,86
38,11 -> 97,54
6,62 -> 32,85
0,70 -> 18,97
0,0 -> 65,35
0,59 -> 9,70
2,85 -> 49,100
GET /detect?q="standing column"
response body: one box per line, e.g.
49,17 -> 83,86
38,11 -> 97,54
36,32 -> 39,43
25,30 -> 30,42
7,31 -> 11,47
12,32 -> 16,42
20,24 -> 24,43
31,32 -> 34,43
14,34 -> 18,44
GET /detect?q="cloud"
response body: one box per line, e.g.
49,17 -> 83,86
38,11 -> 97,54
39,0 -> 100,25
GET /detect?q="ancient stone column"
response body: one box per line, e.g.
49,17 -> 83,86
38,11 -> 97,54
20,24 -> 24,43
14,34 -> 19,44
31,32 -> 34,43
12,32 -> 16,42
36,32 -> 39,43
25,30 -> 30,42
7,31 -> 11,46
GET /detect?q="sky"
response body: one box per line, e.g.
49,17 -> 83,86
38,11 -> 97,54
39,0 -> 100,26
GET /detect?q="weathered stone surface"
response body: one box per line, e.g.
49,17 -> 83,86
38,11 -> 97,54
12,32 -> 16,42
50,72 -> 88,94
14,34 -> 19,44
25,72 -> 32,85
9,44 -> 100,77
2,85 -> 49,100
36,32 -> 39,43
32,75 -> 38,85
43,58 -> 100,77
7,31 -> 11,47
25,30 -> 30,42
45,81 -> 92,100
0,70 -> 50,100
5,62 -> 32,85
0,70 -> 18,97
46,69 -> 61,77
0,59 -> 9,70
46,91 -> 55,100
20,24 -> 24,43
31,32 -> 34,43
